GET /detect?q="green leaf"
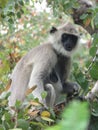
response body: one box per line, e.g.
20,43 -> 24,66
41,91 -> 47,99
92,34 -> 98,47
19,1 -> 24,6
17,119 -> 29,130
88,115 -> 98,130
90,63 -> 98,80
91,102 -> 98,117
17,12 -> 21,19
0,125 -> 4,130
4,112 -> 11,122
74,71 -> 88,91
80,14 -> 88,20
15,100 -> 22,109
89,46 -> 97,57
8,18 -> 14,24
0,0 -> 8,8
41,117 -> 54,122
15,3 -> 18,9
9,128 -> 22,130
94,13 -> 98,28
73,62 -> 78,70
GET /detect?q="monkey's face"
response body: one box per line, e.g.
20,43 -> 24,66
61,33 -> 78,51
49,23 -> 79,56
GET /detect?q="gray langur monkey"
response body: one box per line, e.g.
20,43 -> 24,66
8,22 -> 80,108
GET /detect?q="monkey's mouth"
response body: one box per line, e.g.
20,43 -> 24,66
65,44 -> 73,51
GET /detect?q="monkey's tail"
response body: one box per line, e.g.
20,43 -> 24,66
45,84 -> 56,107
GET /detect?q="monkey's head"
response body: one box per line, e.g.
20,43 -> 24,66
49,23 -> 79,57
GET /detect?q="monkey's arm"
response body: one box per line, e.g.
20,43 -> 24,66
61,57 -> 80,97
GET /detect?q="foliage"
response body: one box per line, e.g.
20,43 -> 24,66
47,0 -> 79,16
0,0 -> 27,24
0,0 -> 98,130
46,101 -> 90,130
0,93 -> 90,130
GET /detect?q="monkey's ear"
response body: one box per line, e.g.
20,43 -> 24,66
50,26 -> 57,34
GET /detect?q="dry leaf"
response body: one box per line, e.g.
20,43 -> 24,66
28,110 -> 40,116
5,79 -> 12,91
0,90 -> 3,94
84,18 -> 91,27
29,101 -> 41,106
25,85 -> 37,96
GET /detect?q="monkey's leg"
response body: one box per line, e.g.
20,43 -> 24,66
28,66 -> 48,107
8,64 -> 33,107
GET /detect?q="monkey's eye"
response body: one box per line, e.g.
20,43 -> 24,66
62,33 -> 67,39
61,33 -> 68,43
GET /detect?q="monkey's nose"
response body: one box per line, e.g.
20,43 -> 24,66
65,44 -> 72,51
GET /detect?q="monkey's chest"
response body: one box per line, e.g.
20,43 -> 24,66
56,56 -> 70,82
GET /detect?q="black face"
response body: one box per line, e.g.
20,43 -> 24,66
61,33 -> 78,51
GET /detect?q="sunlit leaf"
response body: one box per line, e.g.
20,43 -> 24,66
41,91 -> 47,99
0,0 -> 8,8
41,111 -> 51,118
41,117 -> 54,122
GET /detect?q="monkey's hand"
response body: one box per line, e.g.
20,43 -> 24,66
62,82 -> 81,98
